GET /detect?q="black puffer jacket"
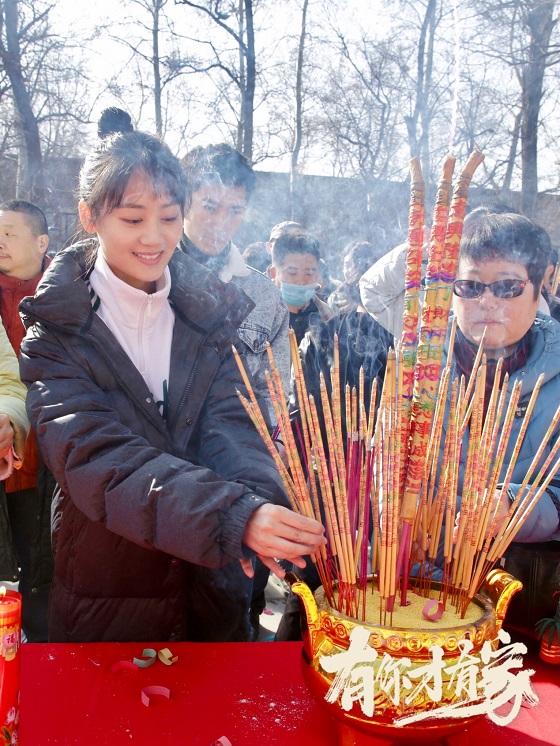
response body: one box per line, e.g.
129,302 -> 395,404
19,244 -> 288,643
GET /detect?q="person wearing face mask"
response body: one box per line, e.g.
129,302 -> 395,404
269,228 -> 336,345
270,230 -> 386,634
300,239 -> 393,442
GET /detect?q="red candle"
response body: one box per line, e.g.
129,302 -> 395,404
0,587 -> 21,743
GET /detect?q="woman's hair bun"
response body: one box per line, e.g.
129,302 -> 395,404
97,107 -> 134,140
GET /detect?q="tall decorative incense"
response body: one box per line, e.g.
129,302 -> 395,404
234,151 -> 552,741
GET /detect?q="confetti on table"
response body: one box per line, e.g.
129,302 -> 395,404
110,660 -> 139,674
157,648 -> 178,666
133,649 -> 157,668
141,685 -> 171,707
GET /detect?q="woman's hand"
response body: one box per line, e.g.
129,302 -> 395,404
240,504 -> 326,578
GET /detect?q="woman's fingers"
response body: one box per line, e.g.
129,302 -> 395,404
239,557 -> 254,578
242,504 -> 326,561
290,555 -> 308,570
239,553 -> 305,580
257,554 -> 289,578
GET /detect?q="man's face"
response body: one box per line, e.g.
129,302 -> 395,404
184,182 -> 247,256
453,257 -> 541,357
270,252 -> 319,287
0,210 -> 48,280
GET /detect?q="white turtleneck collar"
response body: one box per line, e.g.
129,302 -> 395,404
90,251 -> 172,328
89,252 -> 175,417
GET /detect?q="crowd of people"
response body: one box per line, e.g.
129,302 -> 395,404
0,107 -> 558,645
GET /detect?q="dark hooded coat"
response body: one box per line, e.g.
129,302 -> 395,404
19,244 -> 288,643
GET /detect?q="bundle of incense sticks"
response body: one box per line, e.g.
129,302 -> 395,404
233,151 -> 560,625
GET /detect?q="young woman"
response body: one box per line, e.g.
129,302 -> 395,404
18,110 -> 325,643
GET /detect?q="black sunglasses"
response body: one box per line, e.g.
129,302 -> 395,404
453,278 -> 530,299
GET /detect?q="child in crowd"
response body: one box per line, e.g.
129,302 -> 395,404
18,111 -> 325,643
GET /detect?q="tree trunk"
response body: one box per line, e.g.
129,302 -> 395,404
404,0 -> 436,181
419,0 -> 435,182
152,0 -> 163,136
290,0 -> 308,221
236,0 -> 245,153
242,0 -> 255,161
502,109 -> 522,195
1,0 -> 44,202
177,0 -> 256,161
520,0 -> 557,217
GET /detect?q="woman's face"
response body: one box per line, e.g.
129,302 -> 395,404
453,257 -> 541,357
79,170 -> 183,292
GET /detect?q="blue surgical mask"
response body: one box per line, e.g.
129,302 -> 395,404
280,281 -> 317,308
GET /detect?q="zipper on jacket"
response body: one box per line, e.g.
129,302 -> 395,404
136,294 -> 153,379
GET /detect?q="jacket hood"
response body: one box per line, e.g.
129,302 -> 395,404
20,243 -> 255,337
517,313 -> 560,392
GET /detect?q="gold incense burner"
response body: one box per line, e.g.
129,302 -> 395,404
292,569 -> 522,744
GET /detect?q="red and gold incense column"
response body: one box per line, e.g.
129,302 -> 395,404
396,152 -> 485,607
0,587 -> 20,743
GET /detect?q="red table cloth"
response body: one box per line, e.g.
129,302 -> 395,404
19,641 -> 560,745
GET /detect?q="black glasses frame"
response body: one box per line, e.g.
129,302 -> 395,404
453,278 -> 530,299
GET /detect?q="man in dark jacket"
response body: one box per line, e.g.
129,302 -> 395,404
180,144 -> 290,639
0,199 -> 54,641
180,143 -> 289,425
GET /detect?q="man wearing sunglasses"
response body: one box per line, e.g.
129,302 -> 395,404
449,212 -> 560,638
